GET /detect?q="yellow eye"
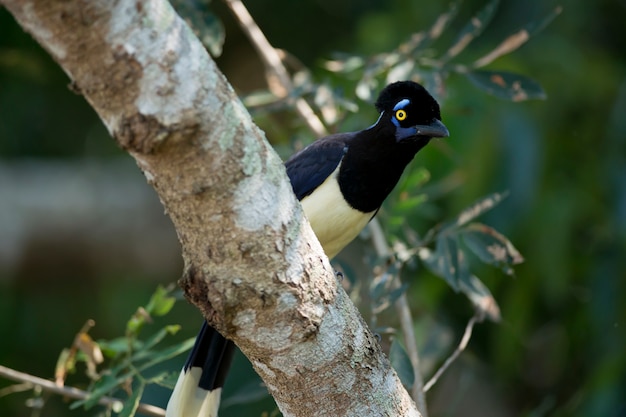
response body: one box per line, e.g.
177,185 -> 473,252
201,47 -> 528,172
395,109 -> 407,121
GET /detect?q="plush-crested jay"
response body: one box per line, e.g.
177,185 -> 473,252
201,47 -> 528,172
166,81 -> 449,416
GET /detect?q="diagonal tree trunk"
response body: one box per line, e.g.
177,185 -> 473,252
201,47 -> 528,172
0,1 -> 421,415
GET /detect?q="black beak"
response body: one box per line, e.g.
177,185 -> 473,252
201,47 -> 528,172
414,119 -> 449,138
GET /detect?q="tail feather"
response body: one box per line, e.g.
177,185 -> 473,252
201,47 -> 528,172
166,322 -> 235,417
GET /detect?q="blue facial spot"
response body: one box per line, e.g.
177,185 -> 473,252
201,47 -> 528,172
395,126 -> 418,141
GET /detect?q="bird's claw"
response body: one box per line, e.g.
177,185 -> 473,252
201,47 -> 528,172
335,270 -> 344,281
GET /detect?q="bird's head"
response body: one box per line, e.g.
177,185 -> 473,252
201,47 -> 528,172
375,81 -> 449,142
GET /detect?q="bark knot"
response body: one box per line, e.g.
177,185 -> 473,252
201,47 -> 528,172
116,112 -> 167,154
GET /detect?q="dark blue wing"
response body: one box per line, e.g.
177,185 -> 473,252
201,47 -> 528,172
285,133 -> 353,201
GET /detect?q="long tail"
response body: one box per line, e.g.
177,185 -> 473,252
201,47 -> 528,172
166,322 -> 235,417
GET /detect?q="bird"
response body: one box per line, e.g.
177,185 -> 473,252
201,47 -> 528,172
165,80 -> 449,417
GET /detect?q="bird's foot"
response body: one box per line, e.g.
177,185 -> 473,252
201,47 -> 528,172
335,270 -> 344,282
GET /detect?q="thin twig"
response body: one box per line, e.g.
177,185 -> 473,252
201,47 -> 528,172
222,0 -> 328,137
0,381 -> 33,397
423,310 -> 481,393
368,218 -> 428,417
0,365 -> 165,417
395,282 -> 428,409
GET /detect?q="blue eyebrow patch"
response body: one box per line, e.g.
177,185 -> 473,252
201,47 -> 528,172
393,98 -> 410,111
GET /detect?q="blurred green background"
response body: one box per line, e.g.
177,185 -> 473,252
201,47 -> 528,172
1,0 -> 624,416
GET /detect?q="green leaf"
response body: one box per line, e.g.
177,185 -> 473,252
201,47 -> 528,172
465,70 -> 546,101
126,307 -> 150,337
370,273 -> 393,301
98,337 -> 134,359
458,274 -> 501,322
324,54 -> 365,73
387,60 -> 415,84
98,337 -> 141,358
388,2 -> 461,65
437,234 -> 460,291
356,72 -> 381,101
524,5 -> 564,38
314,83 -> 340,125
372,283 -> 409,315
152,371 -> 182,390
471,7 -> 561,69
402,167 -> 431,190
448,191 -> 508,230
119,381 -> 145,417
424,1 -> 461,44
390,338 -> 415,389
460,222 -> 524,275
418,248 -> 501,321
387,283 -> 409,305
142,324 -> 180,349
55,348 -> 75,380
423,232 -> 471,292
71,372 -> 125,409
441,0 -> 500,61
394,194 -> 427,214
356,52 -> 403,100
132,325 -> 182,361
387,214 -> 406,231
146,285 -> 176,317
145,372 -> 171,385
135,338 -> 196,371
456,248 -> 471,289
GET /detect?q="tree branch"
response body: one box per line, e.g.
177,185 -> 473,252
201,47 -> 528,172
0,365 -> 165,417
369,219 -> 428,416
223,0 -> 327,137
0,1 -> 421,415
223,3 -> 428,412
423,310 -> 481,393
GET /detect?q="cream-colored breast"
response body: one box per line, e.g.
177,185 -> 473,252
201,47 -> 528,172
300,164 -> 375,259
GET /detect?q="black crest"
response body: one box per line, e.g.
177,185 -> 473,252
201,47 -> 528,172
374,81 -> 442,120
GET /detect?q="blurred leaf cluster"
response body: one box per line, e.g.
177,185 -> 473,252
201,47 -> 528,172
55,286 -> 192,416
222,0 -> 561,126
417,192 -> 522,319
323,0 -> 560,102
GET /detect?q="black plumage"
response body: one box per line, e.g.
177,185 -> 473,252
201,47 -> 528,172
286,136 -> 348,201
287,80 -> 447,214
284,81 -> 448,260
